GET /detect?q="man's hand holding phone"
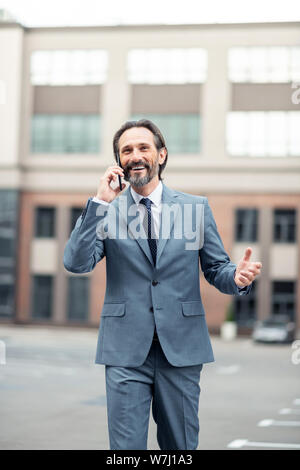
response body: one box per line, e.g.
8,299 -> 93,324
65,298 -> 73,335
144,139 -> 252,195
95,165 -> 126,203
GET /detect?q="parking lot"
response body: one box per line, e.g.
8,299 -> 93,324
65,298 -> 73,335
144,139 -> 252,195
0,324 -> 299,450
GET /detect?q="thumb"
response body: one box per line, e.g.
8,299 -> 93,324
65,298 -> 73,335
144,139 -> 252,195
243,247 -> 252,262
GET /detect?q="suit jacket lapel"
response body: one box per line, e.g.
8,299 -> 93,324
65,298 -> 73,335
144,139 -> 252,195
156,184 -> 180,266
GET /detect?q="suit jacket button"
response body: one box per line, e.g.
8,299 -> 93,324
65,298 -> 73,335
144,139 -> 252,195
152,280 -> 158,286
150,306 -> 154,312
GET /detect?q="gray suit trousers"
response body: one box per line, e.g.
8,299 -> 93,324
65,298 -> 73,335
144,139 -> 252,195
105,338 -> 203,450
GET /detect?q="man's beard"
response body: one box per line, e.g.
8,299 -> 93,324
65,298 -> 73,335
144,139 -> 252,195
123,157 -> 160,188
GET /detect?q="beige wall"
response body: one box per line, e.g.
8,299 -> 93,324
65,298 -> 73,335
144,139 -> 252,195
270,245 -> 298,279
33,85 -> 101,114
31,239 -> 58,273
131,84 -> 201,113
232,83 -> 300,111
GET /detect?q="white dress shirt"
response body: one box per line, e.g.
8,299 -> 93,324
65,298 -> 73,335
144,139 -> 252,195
92,181 -> 163,239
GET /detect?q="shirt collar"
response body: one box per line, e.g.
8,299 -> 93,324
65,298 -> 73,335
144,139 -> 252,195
130,181 -> 163,208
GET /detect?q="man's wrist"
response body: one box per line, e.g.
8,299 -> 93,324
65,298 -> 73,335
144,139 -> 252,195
92,196 -> 110,205
234,269 -> 247,290
238,284 -> 248,291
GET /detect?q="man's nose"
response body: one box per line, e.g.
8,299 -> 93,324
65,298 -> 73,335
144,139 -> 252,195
131,149 -> 144,160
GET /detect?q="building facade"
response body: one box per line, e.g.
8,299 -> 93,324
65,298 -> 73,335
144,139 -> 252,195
0,18 -> 299,334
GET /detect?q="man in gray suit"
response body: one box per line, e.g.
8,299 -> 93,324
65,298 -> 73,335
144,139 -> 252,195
64,119 -> 262,450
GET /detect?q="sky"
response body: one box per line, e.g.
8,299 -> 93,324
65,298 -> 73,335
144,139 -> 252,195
1,0 -> 300,27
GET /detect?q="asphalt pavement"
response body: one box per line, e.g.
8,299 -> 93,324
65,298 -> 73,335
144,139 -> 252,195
0,324 -> 299,450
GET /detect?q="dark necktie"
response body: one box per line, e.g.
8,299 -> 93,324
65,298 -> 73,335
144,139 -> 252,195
140,198 -> 157,265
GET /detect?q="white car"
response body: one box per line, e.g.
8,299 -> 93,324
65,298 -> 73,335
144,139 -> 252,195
252,315 -> 295,343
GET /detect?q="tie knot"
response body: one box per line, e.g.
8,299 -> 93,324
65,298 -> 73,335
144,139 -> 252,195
140,198 -> 152,210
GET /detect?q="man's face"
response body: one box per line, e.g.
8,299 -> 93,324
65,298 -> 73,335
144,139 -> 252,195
118,127 -> 166,188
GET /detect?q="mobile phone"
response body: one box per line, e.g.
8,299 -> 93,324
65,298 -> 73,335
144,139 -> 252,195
116,151 -> 122,191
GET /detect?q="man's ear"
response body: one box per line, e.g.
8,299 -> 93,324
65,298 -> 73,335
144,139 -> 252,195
159,147 -> 167,164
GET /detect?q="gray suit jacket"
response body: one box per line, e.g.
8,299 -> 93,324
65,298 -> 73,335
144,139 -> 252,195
63,184 -> 250,367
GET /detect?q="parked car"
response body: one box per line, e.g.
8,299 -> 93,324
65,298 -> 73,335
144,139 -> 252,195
252,315 -> 296,343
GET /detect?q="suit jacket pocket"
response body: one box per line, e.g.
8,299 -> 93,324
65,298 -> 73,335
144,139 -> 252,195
181,300 -> 205,317
101,303 -> 126,317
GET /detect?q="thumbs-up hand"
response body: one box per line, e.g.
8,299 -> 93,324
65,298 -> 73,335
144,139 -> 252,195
234,247 -> 262,287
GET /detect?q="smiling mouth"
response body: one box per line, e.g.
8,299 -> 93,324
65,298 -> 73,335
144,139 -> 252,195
131,166 -> 146,171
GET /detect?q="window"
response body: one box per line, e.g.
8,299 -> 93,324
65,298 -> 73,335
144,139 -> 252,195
226,111 -> 300,157
235,209 -> 258,242
35,207 -> 56,238
128,48 -> 207,84
273,209 -> 297,243
0,189 -> 18,226
32,275 -> 53,319
0,190 -> 18,318
234,281 -> 257,327
228,47 -> 300,83
131,113 -> 200,154
67,277 -> 89,322
0,275 -> 14,317
70,207 -> 84,234
30,50 -> 108,85
272,281 -> 295,320
31,114 -> 100,153
0,228 -> 16,259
